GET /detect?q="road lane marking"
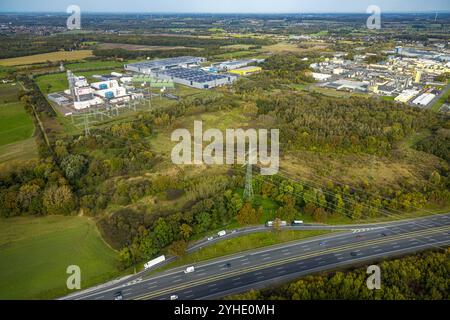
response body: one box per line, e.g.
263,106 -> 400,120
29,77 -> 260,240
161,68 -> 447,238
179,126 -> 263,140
135,226 -> 450,300
137,226 -> 450,300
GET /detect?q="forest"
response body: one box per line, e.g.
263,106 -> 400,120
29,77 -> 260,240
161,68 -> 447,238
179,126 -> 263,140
227,249 -> 450,300
0,53 -> 449,270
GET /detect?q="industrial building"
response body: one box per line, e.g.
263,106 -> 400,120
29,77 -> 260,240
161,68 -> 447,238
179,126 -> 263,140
312,72 -> 332,81
153,68 -> 237,89
131,75 -> 175,88
394,89 -> 420,103
124,56 -> 238,89
48,70 -> 142,112
229,66 -> 262,76
124,56 -> 206,74
67,71 -> 103,110
215,59 -> 264,71
323,79 -> 369,92
412,93 -> 436,107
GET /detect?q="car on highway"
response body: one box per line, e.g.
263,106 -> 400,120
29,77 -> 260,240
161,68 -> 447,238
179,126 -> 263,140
350,251 -> 358,257
380,232 -> 387,237
231,230 -> 237,234
319,241 -> 327,246
224,263 -> 232,268
184,266 -> 195,274
170,295 -> 179,300
356,235 -> 364,239
114,292 -> 123,301
292,220 -> 304,226
207,236 -> 214,241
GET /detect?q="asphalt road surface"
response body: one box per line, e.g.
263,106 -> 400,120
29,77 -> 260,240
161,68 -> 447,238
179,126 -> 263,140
64,214 -> 450,300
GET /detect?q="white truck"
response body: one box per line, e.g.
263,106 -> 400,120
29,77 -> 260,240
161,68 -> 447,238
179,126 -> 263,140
218,230 -> 227,237
144,255 -> 166,270
266,221 -> 288,227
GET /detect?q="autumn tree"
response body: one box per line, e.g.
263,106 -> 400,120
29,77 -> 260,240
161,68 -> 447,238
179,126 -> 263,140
169,240 -> 188,257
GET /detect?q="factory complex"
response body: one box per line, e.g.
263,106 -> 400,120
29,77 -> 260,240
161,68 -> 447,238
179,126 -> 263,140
311,46 -> 450,108
47,56 -> 264,113
124,56 -> 263,89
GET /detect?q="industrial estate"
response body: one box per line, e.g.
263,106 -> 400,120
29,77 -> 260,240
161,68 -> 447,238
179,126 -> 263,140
0,2 -> 449,308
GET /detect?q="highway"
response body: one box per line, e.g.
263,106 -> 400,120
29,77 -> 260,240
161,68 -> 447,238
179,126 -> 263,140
64,214 -> 450,300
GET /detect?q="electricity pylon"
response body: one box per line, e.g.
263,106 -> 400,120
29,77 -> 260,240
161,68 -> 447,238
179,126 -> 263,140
83,108 -> 90,136
243,148 -> 257,202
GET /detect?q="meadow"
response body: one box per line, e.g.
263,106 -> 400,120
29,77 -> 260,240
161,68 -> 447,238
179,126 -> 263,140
0,216 -> 119,299
0,83 -> 35,147
0,50 -> 93,67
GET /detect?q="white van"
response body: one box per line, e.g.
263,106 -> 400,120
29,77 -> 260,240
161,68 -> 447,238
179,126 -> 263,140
184,266 -> 195,274
218,230 -> 227,237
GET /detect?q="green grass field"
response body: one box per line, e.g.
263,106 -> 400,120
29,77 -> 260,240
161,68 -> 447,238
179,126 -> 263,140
0,216 -> 119,300
0,84 -> 35,148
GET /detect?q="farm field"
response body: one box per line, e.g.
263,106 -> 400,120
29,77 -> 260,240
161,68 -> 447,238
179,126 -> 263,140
0,138 -> 38,164
0,50 -> 93,67
97,43 -> 198,51
0,216 -> 119,299
0,83 -> 35,147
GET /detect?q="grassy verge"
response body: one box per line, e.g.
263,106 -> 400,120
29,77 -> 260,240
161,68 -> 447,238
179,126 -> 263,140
0,216 -> 120,300
431,83 -> 450,112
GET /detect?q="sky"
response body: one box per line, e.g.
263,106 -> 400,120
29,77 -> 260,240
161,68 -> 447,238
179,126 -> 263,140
0,0 -> 449,14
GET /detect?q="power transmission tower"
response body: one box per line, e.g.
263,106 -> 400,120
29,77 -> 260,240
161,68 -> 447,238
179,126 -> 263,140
83,109 -> 90,136
243,149 -> 256,202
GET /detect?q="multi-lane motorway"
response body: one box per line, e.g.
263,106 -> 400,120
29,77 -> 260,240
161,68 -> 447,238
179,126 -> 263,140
64,214 -> 450,300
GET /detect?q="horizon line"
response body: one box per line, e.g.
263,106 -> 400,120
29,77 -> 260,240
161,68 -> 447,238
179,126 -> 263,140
1,10 -> 450,14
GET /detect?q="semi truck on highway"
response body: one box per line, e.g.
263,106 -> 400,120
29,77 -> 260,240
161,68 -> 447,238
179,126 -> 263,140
266,221 -> 288,227
144,255 -> 166,270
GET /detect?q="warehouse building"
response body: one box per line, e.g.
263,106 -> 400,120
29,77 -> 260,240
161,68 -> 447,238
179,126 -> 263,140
131,75 -> 175,88
229,66 -> 262,76
323,79 -> 369,92
216,59 -> 264,71
124,56 -> 206,74
412,93 -> 436,107
154,68 -> 237,89
394,89 -> 420,103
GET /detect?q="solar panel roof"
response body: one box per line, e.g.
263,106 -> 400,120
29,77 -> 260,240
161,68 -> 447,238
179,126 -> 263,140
127,56 -> 205,70
159,68 -> 231,83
